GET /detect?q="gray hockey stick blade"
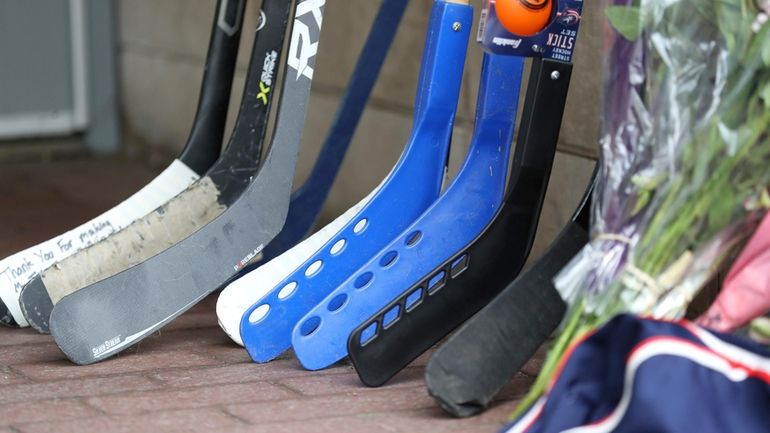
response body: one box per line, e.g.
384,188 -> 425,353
0,0 -> 245,328
20,0 -> 289,333
49,0 -> 327,365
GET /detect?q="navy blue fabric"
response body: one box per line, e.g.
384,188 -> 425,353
502,315 -> 770,433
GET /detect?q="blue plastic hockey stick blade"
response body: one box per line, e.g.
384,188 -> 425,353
240,0 -> 472,364
258,0 -> 409,262
291,52 -> 525,370
348,58 -> 575,388
49,0 -> 327,365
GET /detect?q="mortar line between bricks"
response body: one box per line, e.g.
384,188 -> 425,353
77,396 -> 111,416
4,365 -> 33,383
1,366 -> 211,387
266,380 -> 312,398
4,353 -> 233,386
217,405 -> 253,425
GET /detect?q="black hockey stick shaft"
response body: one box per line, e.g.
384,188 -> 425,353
179,0 -> 246,174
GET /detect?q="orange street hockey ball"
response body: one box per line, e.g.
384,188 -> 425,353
495,0 -> 554,36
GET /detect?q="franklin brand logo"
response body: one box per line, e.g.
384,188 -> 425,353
492,36 -> 522,48
257,50 -> 278,105
288,0 -> 325,80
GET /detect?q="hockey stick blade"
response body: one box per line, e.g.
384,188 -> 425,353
424,171 -> 595,417
1,0 -> 245,328
347,58 -> 573,387
49,0 -> 326,365
258,0 -> 409,261
217,0 -> 408,347
239,0 -> 472,364
20,0 -> 291,333
292,52 -> 525,370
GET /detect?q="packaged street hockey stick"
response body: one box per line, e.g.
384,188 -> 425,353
0,0 -> 246,327
239,0 -> 472,364
217,0 -> 409,347
292,51 -> 525,370
49,0 -> 326,365
478,0 -> 583,62
19,0 -> 292,333
346,0 -> 585,391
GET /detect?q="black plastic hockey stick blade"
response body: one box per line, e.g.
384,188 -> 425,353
49,0 -> 325,365
347,59 -> 573,388
424,172 -> 596,418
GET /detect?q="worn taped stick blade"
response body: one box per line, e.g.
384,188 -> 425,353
424,173 -> 595,417
49,0 -> 326,365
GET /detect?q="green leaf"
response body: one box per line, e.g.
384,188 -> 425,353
761,81 -> 770,106
763,28 -> 770,66
605,6 -> 642,41
708,186 -> 737,239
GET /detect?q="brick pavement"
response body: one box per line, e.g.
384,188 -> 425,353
0,160 -> 537,432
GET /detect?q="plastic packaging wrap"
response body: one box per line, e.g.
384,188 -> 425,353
516,0 -> 770,416
555,0 -> 770,320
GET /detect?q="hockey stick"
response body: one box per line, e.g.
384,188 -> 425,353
258,0 -> 409,262
292,52 -> 525,370
348,58 -> 573,386
19,0 -> 291,333
217,0 -> 409,347
49,0 -> 326,365
425,171 -> 595,417
345,0 -> 588,390
0,0 -> 245,327
239,0 -> 472,364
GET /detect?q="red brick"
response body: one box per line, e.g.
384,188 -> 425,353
495,373 -> 536,401
85,381 -> 297,415
0,343 -> 65,365
12,350 -> 222,381
366,405 -> 518,433
278,366 -> 424,396
225,386 -> 435,424
0,374 -> 161,405
14,408 -> 244,433
0,399 -> 100,426
520,343 -> 549,378
227,415 -> 394,433
151,359 -> 349,389
0,366 -> 30,385
0,328 -> 53,347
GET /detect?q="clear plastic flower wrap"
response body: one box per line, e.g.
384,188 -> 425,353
516,0 -> 770,416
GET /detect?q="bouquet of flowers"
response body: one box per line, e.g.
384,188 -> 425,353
517,0 -> 770,415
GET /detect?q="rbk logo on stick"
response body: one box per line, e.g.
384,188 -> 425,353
288,0 -> 325,80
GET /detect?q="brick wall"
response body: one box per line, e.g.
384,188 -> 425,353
117,0 -> 600,258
